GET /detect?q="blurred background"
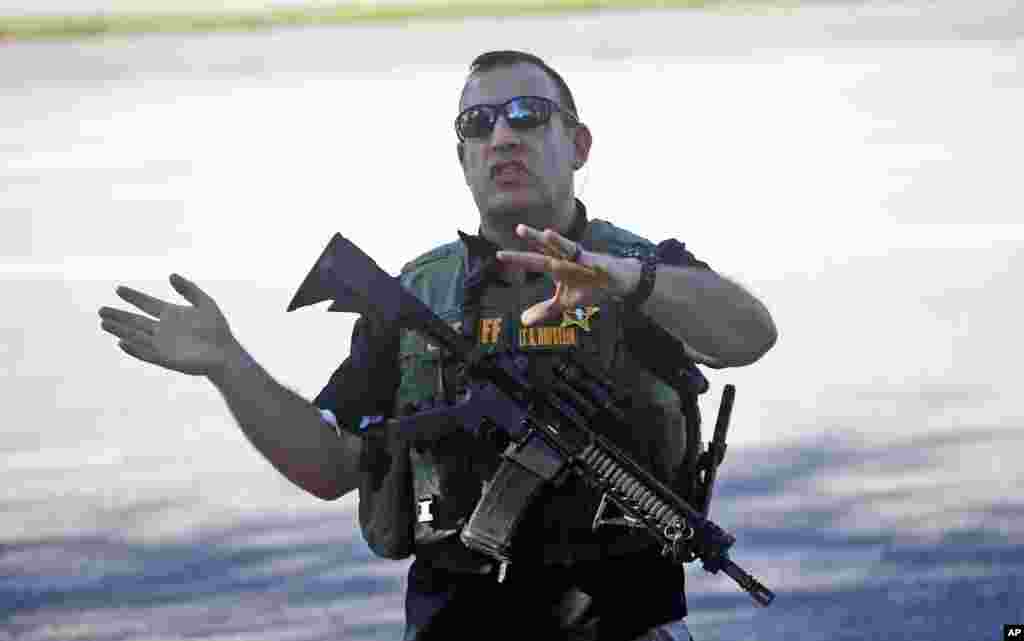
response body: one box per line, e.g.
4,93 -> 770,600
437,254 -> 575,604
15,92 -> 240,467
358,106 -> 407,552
1,1 -> 1022,639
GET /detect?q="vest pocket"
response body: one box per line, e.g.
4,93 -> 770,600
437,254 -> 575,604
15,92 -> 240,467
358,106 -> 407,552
396,333 -> 444,413
358,423 -> 414,559
354,331 -> 447,560
393,331 -> 475,550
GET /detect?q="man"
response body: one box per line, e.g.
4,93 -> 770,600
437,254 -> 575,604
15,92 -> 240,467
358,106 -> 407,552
99,51 -> 776,640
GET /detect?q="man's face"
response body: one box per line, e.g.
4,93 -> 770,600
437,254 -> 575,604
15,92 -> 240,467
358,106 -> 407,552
457,63 -> 585,232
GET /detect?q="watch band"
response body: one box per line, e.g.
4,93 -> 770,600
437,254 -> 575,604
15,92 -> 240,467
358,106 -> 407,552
621,247 -> 658,308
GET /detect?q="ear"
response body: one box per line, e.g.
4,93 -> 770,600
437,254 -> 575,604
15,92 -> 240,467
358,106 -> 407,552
571,123 -> 592,171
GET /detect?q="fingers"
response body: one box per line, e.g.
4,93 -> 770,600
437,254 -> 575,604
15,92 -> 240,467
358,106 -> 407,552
103,318 -> 165,367
495,250 -> 556,273
518,230 -> 560,259
521,297 -> 559,327
100,317 -> 152,344
521,282 -> 569,327
169,273 -> 208,308
98,306 -> 156,336
117,337 -> 164,368
554,261 -> 612,289
496,251 -> 613,291
516,225 -> 577,261
107,274 -> 206,320
115,285 -> 169,319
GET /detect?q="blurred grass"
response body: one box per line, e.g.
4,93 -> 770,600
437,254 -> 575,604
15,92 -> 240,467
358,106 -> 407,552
0,0 -> 790,41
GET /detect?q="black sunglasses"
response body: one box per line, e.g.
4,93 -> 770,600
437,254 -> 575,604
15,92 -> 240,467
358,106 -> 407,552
454,95 -> 578,142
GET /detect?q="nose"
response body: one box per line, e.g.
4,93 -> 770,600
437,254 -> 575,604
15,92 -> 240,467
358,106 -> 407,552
489,114 -> 521,153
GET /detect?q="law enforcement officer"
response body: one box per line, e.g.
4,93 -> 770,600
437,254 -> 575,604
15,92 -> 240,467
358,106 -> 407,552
99,50 -> 776,640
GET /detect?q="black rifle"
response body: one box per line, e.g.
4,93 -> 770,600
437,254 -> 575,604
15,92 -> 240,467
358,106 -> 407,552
287,233 -> 775,607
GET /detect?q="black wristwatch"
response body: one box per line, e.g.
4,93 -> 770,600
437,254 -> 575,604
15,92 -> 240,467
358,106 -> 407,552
619,243 -> 658,308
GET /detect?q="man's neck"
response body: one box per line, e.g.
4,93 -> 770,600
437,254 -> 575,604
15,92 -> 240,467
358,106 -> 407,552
480,200 -> 578,285
480,201 -> 577,251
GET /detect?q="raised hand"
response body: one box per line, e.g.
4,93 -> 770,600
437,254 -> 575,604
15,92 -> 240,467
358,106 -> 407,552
98,273 -> 239,378
495,224 -> 635,327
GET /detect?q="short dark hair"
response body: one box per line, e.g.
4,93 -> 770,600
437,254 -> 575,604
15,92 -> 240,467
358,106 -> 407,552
460,50 -> 579,120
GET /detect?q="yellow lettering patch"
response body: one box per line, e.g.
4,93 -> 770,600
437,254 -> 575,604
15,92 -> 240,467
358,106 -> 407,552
478,318 -> 503,345
471,317 -> 579,348
519,325 -> 577,348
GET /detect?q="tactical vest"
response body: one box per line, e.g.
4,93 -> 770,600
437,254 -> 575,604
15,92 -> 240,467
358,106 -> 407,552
358,219 -> 705,571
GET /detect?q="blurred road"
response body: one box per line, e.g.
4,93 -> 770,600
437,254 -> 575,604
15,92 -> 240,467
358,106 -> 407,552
1,2 -> 1022,640
0,0 -> 404,16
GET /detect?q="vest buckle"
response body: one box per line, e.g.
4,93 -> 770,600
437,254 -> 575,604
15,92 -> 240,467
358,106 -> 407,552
416,496 -> 435,524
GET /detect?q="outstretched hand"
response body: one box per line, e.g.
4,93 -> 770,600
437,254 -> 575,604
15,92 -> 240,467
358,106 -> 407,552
496,225 -> 635,326
98,274 -> 238,377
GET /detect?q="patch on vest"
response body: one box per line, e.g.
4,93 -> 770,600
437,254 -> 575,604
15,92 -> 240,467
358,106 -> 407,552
478,318 -> 503,345
477,317 -> 579,350
425,316 -> 589,351
560,305 -> 600,333
518,324 -> 578,349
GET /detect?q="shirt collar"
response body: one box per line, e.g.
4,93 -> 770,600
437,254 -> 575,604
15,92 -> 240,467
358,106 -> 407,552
459,199 -> 589,286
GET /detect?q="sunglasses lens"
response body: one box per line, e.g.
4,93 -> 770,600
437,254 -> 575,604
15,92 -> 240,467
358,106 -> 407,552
457,106 -> 495,140
505,97 -> 550,130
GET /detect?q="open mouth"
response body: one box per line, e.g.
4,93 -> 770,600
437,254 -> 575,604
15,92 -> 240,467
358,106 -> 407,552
492,161 -> 529,181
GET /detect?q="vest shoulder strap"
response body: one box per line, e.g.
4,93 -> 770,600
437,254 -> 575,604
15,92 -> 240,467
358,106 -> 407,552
400,241 -> 464,275
583,218 -> 656,257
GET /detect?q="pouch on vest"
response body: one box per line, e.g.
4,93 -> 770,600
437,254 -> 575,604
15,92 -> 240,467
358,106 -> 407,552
358,421 -> 415,560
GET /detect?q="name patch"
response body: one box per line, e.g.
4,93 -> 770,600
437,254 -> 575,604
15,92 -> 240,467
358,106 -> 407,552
480,317 -> 579,349
429,315 -> 589,351
519,325 -> 578,348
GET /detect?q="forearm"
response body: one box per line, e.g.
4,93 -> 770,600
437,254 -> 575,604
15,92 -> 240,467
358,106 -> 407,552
208,342 -> 362,500
616,260 -> 777,368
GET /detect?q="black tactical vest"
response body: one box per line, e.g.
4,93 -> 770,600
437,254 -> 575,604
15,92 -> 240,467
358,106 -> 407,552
358,218 -> 705,572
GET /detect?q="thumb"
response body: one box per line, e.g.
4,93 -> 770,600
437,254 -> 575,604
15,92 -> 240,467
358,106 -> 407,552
170,273 -> 207,308
520,298 -> 561,327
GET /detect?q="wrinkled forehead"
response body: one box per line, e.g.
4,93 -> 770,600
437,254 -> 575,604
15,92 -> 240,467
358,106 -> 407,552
460,62 -> 561,110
